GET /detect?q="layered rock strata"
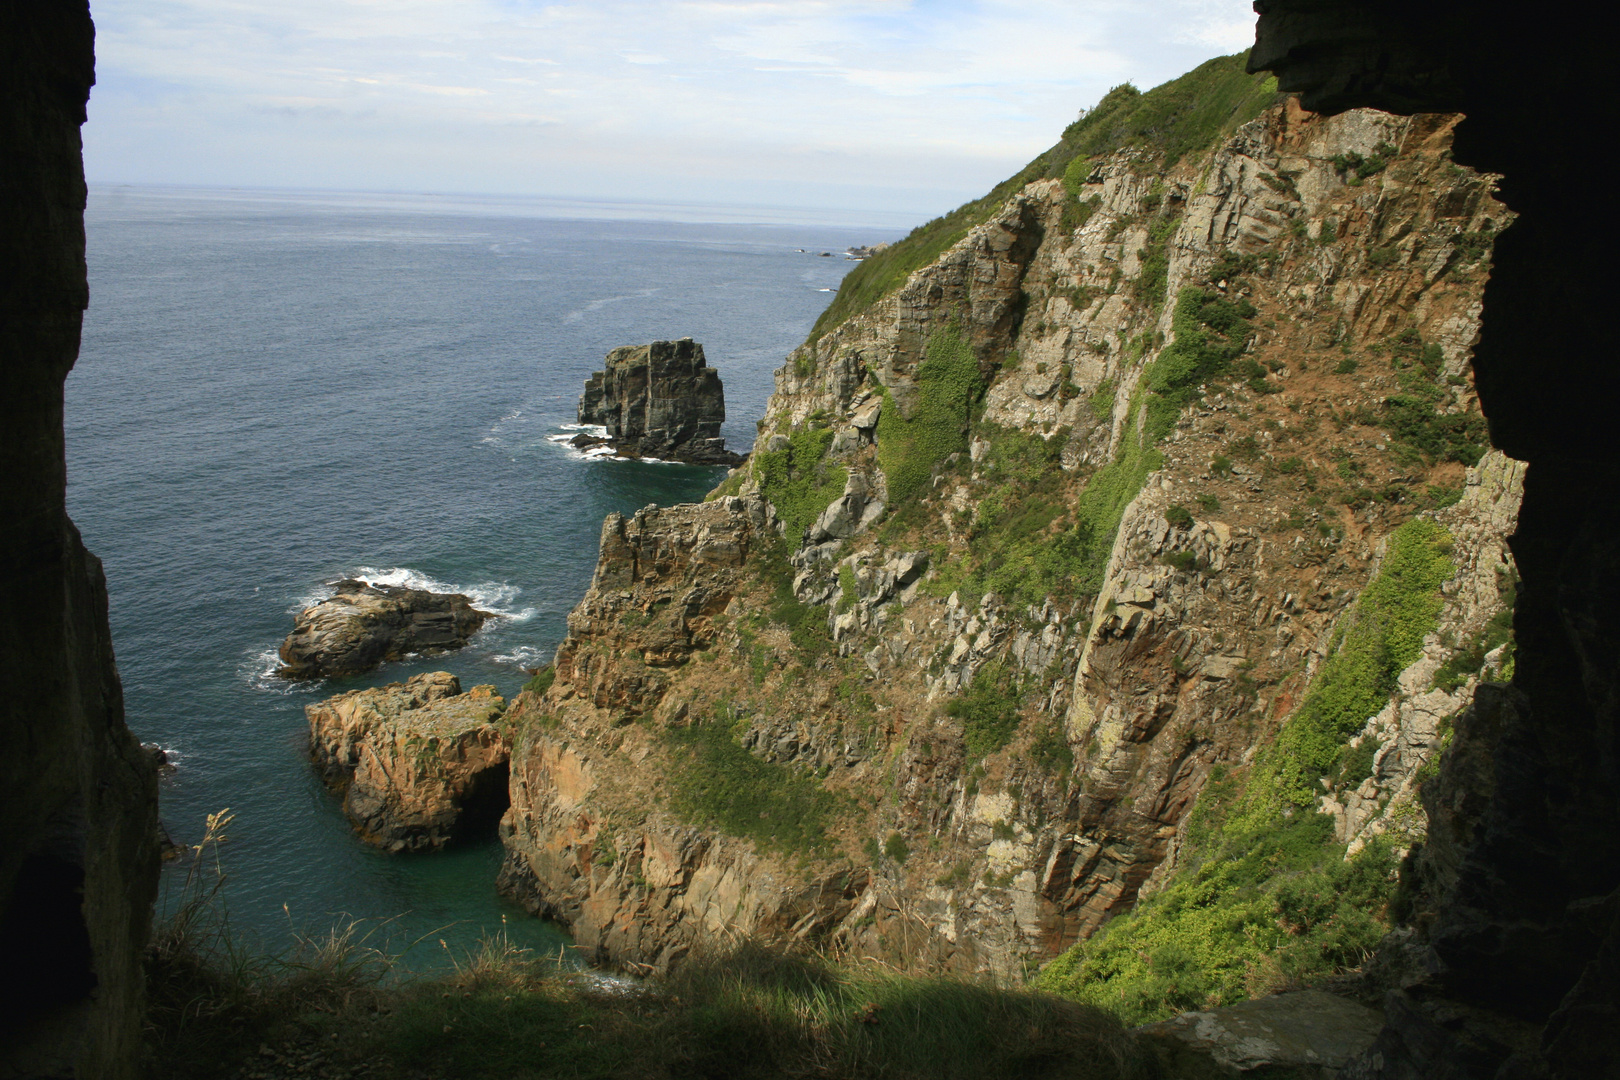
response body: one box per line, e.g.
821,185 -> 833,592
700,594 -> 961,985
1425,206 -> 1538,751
278,580 -> 492,679
501,89 -> 1521,981
308,673 -> 510,852
577,338 -> 743,465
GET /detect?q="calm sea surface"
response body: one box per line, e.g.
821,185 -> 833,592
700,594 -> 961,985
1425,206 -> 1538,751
67,184 -> 896,967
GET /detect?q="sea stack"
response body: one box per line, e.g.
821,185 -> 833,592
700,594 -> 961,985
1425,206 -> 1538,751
576,338 -> 745,466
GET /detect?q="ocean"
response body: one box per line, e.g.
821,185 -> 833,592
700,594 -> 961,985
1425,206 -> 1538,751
66,184 -> 899,967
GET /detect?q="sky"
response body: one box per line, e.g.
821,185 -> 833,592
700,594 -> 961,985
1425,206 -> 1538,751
84,0 -> 1258,220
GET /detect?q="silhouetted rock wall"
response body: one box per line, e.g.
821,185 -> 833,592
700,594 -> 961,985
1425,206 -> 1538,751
0,4 -> 161,1078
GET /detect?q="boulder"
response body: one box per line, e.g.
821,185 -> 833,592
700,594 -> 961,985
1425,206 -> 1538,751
577,338 -> 744,465
1136,989 -> 1385,1077
277,579 -> 493,679
307,672 -> 510,852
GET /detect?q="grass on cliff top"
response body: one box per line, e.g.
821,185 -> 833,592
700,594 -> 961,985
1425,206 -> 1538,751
1038,519 -> 1457,1024
811,53 -> 1279,338
148,829 -> 1152,1080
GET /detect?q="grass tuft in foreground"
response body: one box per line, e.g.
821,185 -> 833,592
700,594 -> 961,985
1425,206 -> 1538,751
148,816 -> 1153,1080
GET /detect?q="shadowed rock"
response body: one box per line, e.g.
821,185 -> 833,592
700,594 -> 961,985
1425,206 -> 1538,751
277,579 -> 493,679
577,338 -> 744,465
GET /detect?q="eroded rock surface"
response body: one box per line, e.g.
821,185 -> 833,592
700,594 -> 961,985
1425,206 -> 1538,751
577,338 -> 743,465
308,673 -> 510,852
278,580 -> 492,679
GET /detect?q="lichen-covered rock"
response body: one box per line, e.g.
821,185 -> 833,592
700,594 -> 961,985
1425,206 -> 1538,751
277,580 -> 492,679
578,338 -> 743,465
307,673 -> 509,852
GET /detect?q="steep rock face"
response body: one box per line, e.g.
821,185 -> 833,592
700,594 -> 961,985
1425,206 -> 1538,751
308,673 -> 510,852
578,338 -> 742,465
1252,7 -> 1620,1077
498,497 -> 883,969
0,6 -> 161,1079
278,580 -> 492,679
503,96 -> 1519,979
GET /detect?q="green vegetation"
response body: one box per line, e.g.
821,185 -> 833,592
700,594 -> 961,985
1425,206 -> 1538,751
1269,520 -> 1455,806
1330,142 -> 1399,184
1131,212 -> 1180,312
1164,505 -> 1194,529
946,662 -> 1024,760
875,325 -> 984,505
150,825 -> 1151,1080
1039,519 -> 1456,1023
666,713 -> 838,855
753,426 -> 847,539
522,665 -> 555,696
883,832 -> 912,864
1375,330 -> 1488,467
1089,378 -> 1117,422
812,54 -> 1279,337
1144,288 -> 1258,441
1030,719 -> 1076,774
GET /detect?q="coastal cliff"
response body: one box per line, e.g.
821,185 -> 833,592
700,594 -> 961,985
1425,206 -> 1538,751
500,55 -> 1518,1006
1,6 -> 161,1079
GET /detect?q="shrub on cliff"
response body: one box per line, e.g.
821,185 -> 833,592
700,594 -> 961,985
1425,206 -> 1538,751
753,426 -> 846,539
875,324 -> 984,505
1038,519 -> 1457,1023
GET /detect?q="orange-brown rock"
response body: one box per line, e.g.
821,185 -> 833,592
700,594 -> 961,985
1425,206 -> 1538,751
307,673 -> 509,853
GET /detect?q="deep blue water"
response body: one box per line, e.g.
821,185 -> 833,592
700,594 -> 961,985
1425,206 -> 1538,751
67,185 -> 891,968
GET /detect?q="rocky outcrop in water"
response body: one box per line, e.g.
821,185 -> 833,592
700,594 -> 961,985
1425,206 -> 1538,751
277,580 -> 493,679
577,338 -> 743,465
308,672 -> 510,852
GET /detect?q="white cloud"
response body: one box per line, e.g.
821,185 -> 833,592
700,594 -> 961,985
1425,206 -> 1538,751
84,0 -> 1259,217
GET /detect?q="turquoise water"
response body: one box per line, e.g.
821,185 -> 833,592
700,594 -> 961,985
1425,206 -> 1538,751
67,185 -> 887,968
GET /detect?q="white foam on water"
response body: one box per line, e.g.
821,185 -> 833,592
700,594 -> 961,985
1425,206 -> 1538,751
350,566 -> 535,622
245,646 -> 302,693
493,645 -> 552,670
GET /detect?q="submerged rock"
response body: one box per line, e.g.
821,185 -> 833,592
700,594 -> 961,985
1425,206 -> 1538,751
277,579 -> 493,679
307,672 -> 510,853
578,338 -> 744,466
